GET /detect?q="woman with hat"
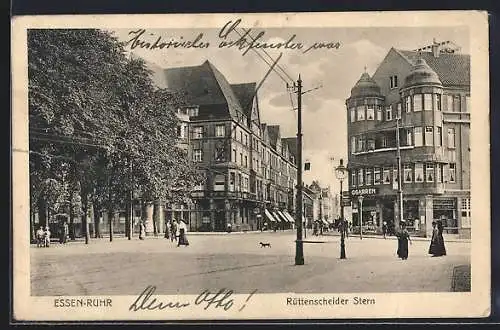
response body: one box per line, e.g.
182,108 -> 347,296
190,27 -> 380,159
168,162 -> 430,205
429,220 -> 447,257
396,221 -> 412,260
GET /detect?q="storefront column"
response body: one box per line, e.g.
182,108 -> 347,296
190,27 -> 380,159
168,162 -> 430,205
225,199 -> 231,228
421,195 -> 434,238
145,202 -> 154,235
209,198 -> 215,231
377,201 -> 383,233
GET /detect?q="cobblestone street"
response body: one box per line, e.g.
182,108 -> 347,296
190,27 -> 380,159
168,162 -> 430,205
30,231 -> 470,296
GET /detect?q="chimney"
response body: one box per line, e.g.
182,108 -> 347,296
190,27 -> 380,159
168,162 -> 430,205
431,38 -> 440,58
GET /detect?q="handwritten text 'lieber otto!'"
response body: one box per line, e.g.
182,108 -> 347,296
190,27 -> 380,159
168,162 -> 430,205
126,19 -> 341,55
128,285 -> 258,313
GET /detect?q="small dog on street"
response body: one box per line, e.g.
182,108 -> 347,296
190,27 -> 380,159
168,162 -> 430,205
259,242 -> 271,248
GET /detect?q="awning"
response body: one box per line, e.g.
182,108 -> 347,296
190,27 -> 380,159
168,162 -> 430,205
264,209 -> 277,222
272,211 -> 282,222
277,211 -> 290,223
283,211 -> 295,223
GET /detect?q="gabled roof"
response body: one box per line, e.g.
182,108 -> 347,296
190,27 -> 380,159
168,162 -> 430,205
396,50 -> 470,87
164,60 -> 249,120
231,83 -> 257,120
282,137 -> 297,163
267,125 -> 281,149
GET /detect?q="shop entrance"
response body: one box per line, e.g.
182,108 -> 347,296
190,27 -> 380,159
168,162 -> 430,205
433,198 -> 457,234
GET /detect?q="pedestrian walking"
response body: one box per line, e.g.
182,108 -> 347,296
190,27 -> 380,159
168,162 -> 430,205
177,220 -> 189,247
164,220 -> 170,239
428,221 -> 447,257
36,226 -> 45,247
139,221 -> 145,240
44,226 -> 51,247
396,222 -> 412,260
170,220 -> 177,242
227,222 -> 232,233
382,221 -> 388,239
63,221 -> 69,243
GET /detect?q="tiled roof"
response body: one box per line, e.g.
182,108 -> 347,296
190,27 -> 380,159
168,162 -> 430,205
397,50 -> 470,87
164,60 -> 247,120
231,83 -> 256,119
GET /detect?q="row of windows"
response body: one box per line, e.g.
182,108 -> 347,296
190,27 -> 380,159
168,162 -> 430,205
350,127 -> 455,153
350,163 -> 456,187
350,94 -> 470,123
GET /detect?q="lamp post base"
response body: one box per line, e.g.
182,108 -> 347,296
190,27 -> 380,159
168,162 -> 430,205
295,240 -> 304,265
340,233 -> 346,259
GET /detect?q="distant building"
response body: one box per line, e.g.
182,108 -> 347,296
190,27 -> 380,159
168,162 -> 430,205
153,60 -> 298,231
346,40 -> 470,238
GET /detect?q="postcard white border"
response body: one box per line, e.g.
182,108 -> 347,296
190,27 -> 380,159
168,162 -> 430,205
11,11 -> 490,321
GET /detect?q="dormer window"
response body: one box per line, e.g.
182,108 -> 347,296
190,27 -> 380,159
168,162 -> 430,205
390,75 -> 398,89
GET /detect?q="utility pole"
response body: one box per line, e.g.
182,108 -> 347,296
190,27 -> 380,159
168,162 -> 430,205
396,118 -> 403,229
295,74 -> 304,265
128,159 -> 133,240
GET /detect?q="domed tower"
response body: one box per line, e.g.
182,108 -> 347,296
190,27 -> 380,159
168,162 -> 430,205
346,70 -> 385,156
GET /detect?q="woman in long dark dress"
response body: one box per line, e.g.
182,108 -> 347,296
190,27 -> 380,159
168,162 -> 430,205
429,221 -> 447,256
177,220 -> 189,247
396,222 -> 412,260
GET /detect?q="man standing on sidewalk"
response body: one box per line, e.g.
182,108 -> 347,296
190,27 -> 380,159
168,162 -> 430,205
382,221 -> 388,239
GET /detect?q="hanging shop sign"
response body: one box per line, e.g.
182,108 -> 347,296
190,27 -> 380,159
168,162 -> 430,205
350,187 -> 378,197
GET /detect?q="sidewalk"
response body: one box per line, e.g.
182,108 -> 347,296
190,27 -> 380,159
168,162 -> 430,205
324,231 -> 471,243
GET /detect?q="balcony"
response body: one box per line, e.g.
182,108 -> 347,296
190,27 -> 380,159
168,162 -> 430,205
353,145 -> 414,156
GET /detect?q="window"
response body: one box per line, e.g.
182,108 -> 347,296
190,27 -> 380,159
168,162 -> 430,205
396,103 -> 402,119
404,164 -> 413,183
453,95 -> 461,112
358,169 -> 364,186
383,167 -> 391,184
215,124 -> 225,137
415,163 -> 424,182
413,94 -> 422,112
449,163 -> 456,183
437,164 -> 443,183
425,126 -> 433,146
357,137 -> 364,152
435,94 -> 442,111
431,127 -> 440,147
406,128 -> 413,146
239,131 -> 243,143
350,108 -> 356,122
192,126 -> 203,139
461,198 -> 471,228
390,75 -> 398,89
213,174 -> 225,191
351,171 -> 357,187
426,163 -> 434,182
232,149 -> 236,162
188,107 -> 199,117
466,96 -> 471,112
406,96 -> 411,113
446,95 -> 453,111
193,149 -> 203,162
367,105 -> 375,120
414,127 -> 423,146
351,136 -> 356,154
385,106 -> 392,121
366,168 -> 373,185
374,168 -> 381,185
357,106 -> 365,121
447,128 -> 456,148
376,107 -> 382,121
423,94 -> 433,111
245,134 -> 248,146
392,168 -> 399,189
245,155 -> 248,168
240,153 -> 243,166
448,150 -> 456,162
367,138 -> 375,151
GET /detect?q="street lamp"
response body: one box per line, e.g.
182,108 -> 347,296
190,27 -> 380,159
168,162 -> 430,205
358,195 -> 364,240
335,158 -> 347,259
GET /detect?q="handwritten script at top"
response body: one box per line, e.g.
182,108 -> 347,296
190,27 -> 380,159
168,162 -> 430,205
126,19 -> 341,55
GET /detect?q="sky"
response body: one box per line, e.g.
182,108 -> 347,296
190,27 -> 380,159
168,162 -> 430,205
110,25 -> 469,194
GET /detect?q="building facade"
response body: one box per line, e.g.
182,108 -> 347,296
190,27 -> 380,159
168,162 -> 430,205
158,60 -> 297,232
346,40 -> 470,238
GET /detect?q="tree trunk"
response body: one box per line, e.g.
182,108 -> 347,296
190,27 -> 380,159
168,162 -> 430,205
125,199 -> 131,239
153,200 -> 160,237
69,191 -> 75,240
140,200 -> 147,239
37,196 -> 47,228
108,208 -> 114,242
30,209 -> 36,244
93,201 -> 101,238
82,192 -> 90,244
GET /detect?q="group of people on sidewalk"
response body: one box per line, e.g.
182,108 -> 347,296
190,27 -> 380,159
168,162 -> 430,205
164,219 -> 189,247
395,219 -> 447,260
35,221 -> 70,248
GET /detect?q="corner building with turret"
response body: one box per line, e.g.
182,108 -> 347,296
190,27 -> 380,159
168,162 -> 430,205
345,41 -> 470,238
